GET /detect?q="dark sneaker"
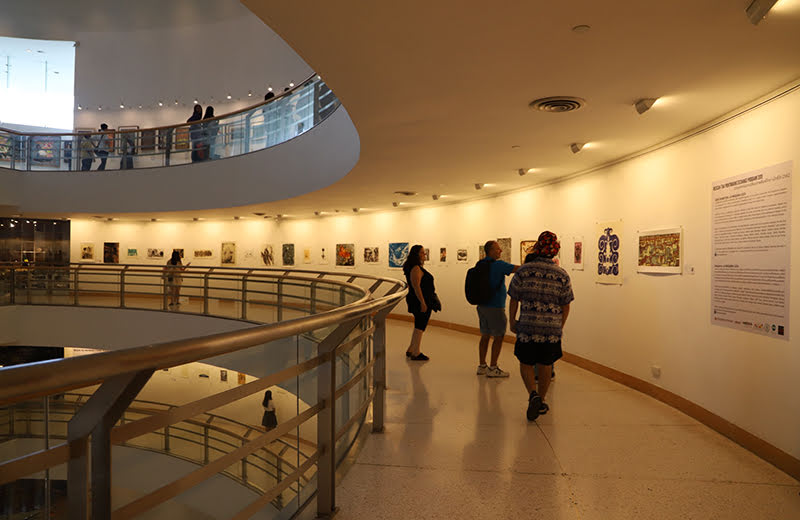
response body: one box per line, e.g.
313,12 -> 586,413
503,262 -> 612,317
539,402 -> 549,415
527,391 -> 542,421
410,353 -> 429,361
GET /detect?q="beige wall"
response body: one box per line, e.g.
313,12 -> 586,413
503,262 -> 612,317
70,88 -> 800,460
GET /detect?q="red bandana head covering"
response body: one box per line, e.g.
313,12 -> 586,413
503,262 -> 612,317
533,231 -> 560,258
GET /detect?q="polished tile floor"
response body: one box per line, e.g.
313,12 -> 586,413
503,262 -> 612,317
335,322 -> 800,519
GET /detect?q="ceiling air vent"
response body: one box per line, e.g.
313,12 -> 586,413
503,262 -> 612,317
529,96 -> 586,113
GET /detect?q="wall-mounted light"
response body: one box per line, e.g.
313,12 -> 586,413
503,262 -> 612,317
474,183 -> 484,190
745,0 -> 779,24
634,98 -> 658,115
570,142 -> 585,154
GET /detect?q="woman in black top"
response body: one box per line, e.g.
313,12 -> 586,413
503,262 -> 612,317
261,390 -> 278,430
187,105 -> 203,162
403,245 -> 439,361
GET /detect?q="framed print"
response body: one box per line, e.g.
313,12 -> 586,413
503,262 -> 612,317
638,227 -> 682,274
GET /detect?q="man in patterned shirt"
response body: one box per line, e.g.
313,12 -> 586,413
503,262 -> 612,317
508,231 -> 574,421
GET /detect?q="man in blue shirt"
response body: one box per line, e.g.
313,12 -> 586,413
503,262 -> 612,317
476,240 -> 518,377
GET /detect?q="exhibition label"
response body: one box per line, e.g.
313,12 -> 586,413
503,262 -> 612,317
711,161 -> 792,340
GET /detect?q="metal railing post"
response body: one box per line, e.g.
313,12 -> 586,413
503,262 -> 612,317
276,275 -> 285,321
241,270 -> 252,320
120,266 -> 128,308
316,317 -> 361,518
164,425 -> 170,451
203,269 -> 212,315
25,136 -> 32,171
371,308 -> 391,433
26,269 -> 31,304
9,268 -> 15,304
73,266 -> 80,305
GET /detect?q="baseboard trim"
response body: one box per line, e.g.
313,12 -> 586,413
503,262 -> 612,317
387,313 -> 800,482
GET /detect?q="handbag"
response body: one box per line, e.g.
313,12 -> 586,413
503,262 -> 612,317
430,293 -> 442,312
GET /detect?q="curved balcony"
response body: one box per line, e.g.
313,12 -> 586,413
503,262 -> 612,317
0,265 -> 406,519
0,75 -> 359,214
0,75 -> 338,172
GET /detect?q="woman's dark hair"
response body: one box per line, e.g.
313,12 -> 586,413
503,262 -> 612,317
402,245 -> 424,275
169,250 -> 181,265
264,92 -> 275,101
204,106 -> 215,119
262,390 -> 273,406
192,104 -> 202,117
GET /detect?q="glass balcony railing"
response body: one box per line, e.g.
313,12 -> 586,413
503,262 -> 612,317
0,74 -> 340,172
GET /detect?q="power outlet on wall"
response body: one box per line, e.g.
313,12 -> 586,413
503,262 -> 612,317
651,365 -> 661,378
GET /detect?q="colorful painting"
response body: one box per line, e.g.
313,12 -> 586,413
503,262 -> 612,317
260,245 -> 274,266
336,243 -> 355,266
456,248 -> 468,263
364,246 -> 379,263
80,242 -> 95,261
127,248 -> 138,257
497,237 -> 512,263
282,243 -> 295,266
194,249 -> 213,258
303,247 -> 312,264
638,228 -> 682,274
520,240 -> 537,263
571,236 -> 584,270
596,221 -> 623,284
31,137 -> 60,165
221,242 -> 236,264
175,126 -> 190,150
439,247 -> 447,262
478,244 -> 486,260
103,242 -> 119,264
423,248 -> 430,262
147,248 -> 164,259
319,247 -> 329,265
388,242 -> 410,268
0,134 -> 12,161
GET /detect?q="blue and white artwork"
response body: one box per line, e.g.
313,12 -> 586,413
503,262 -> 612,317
595,221 -> 622,285
388,242 -> 410,268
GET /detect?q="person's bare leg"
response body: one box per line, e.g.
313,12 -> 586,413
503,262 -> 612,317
407,328 -> 424,356
489,336 -> 504,366
520,363 -> 537,393
537,364 -> 552,400
478,335 -> 490,365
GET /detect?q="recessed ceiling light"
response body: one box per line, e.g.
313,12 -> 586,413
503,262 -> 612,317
572,24 -> 591,33
158,101 -> 163,107
393,190 -> 417,196
511,145 -> 521,149
253,212 -> 265,216
226,94 -> 232,100
289,82 -> 295,87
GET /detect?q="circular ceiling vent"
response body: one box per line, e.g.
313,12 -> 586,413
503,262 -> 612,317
529,96 -> 586,113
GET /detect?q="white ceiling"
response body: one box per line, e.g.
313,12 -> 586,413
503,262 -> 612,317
220,0 -> 800,220
6,0 -> 800,220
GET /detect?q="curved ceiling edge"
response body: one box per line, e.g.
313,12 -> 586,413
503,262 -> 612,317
12,107 -> 359,214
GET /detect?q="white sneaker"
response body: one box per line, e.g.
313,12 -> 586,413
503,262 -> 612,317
487,366 -> 510,378
476,364 -> 488,375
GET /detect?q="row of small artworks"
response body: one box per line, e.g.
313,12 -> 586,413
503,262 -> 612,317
80,239 -> 532,268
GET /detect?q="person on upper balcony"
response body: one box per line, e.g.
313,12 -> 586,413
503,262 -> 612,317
79,133 -> 95,171
187,104 -> 204,163
203,106 -> 218,160
95,123 -> 111,170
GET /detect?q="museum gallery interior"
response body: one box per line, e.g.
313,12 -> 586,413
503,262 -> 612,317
0,1 -> 799,519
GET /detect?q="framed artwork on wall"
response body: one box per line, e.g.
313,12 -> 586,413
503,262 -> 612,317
520,240 -> 537,263
147,248 -> 164,259
388,242 -> 409,268
31,137 -> 60,165
80,242 -> 95,261
497,237 -> 512,263
103,242 -> 119,264
140,129 -> 157,151
637,227 -> 682,274
175,127 -> 190,150
456,248 -> 468,263
319,247 -> 329,265
194,249 -> 213,258
127,248 -> 138,257
336,243 -> 355,267
261,245 -> 274,266
303,247 -> 313,264
571,236 -> 584,270
282,244 -> 295,266
596,221 -> 623,284
221,242 -> 236,264
363,246 -> 379,264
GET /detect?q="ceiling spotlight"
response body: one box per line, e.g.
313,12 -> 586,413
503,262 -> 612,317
174,100 -> 179,105
97,106 -> 102,111
432,194 -> 440,200
158,101 -> 163,107
138,105 -> 142,109
193,217 -> 199,221
193,99 -> 199,104
106,217 -> 114,221
393,190 -> 417,196
253,212 -> 265,216
474,183 -> 484,190
119,103 -> 124,109
248,91 -> 252,97
392,202 -> 400,207
268,87 -> 273,92
634,98 -> 658,115
289,82 -> 295,87
151,218 -> 158,222
276,214 -> 283,219
518,168 -> 526,176
352,208 -> 360,212
226,94 -> 232,100
77,105 -> 82,110
745,0 -> 779,25
570,142 -> 585,154
314,211 -> 321,216
233,216 -> 240,220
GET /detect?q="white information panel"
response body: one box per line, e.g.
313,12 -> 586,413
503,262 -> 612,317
711,161 -> 792,340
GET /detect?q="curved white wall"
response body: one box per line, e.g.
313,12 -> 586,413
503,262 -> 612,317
65,87 -> 800,462
5,106 -> 359,213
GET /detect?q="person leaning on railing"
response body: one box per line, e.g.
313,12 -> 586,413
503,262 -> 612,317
164,251 -> 190,307
79,133 -> 95,171
95,123 -> 111,170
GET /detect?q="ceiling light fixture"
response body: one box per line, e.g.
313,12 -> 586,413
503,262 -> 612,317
314,211 -> 321,216
119,103 -> 124,109
289,82 -> 295,87
268,87 -> 273,92
634,98 -> 658,115
174,100 -> 179,105
745,0 -> 779,24
474,183 -> 485,190
253,212 -> 265,216
77,105 -> 82,110
352,208 -> 360,213
570,142 -> 586,154
518,168 -> 526,176
233,216 -> 240,220
97,106 -> 102,111
572,24 -> 591,33
392,202 -> 400,207
193,99 -> 199,104
151,218 -> 158,222
432,194 -> 440,200
158,101 -> 163,107
393,190 -> 417,196
193,217 -> 199,221
226,94 -> 232,100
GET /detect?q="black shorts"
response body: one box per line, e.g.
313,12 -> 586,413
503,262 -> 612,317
412,310 -> 432,331
514,339 -> 562,366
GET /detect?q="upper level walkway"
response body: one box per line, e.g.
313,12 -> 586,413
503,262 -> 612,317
335,321 -> 800,519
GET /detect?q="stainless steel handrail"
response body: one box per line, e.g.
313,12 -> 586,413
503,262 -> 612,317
0,265 -> 405,518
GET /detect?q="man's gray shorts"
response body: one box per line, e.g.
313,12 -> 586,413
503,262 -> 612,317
477,306 -> 507,337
